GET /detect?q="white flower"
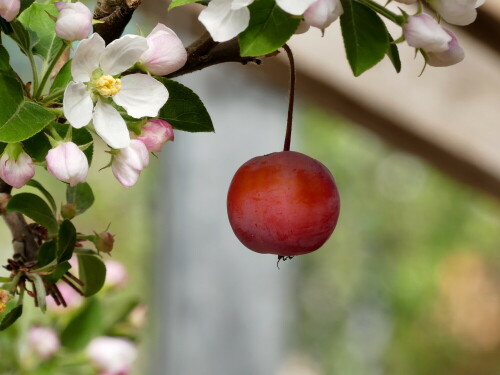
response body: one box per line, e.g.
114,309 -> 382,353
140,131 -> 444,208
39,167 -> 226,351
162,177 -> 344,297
63,33 -> 169,149
46,142 -> 89,186
403,13 -> 451,53
0,0 -> 20,22
138,24 -> 187,76
28,327 -> 60,360
276,0 -> 317,15
426,29 -> 465,67
303,0 -> 343,31
428,0 -> 484,26
55,2 -> 92,41
87,337 -> 137,373
199,0 -> 255,42
111,140 -> 149,187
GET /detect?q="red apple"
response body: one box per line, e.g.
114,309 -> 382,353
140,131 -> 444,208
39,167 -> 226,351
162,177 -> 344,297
227,151 -> 340,256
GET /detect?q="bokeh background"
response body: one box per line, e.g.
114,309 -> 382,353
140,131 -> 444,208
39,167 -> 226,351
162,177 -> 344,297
2,0 -> 500,374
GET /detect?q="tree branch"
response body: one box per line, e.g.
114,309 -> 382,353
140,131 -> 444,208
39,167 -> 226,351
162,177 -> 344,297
0,179 -> 38,263
166,33 -> 264,78
93,0 -> 142,44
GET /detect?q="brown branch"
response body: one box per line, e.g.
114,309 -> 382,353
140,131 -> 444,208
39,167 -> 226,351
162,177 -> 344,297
0,179 -> 39,263
166,33 -> 263,79
93,0 -> 142,44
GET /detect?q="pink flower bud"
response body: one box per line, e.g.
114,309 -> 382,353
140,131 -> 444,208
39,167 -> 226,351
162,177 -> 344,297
104,260 -> 128,288
55,2 -> 92,41
86,337 -> 137,374
139,23 -> 187,76
428,0 -> 483,26
94,231 -> 115,254
304,0 -> 343,31
0,146 -> 35,189
0,0 -> 20,22
28,326 -> 60,360
47,283 -> 83,312
129,304 -> 148,329
137,119 -> 174,153
46,142 -> 88,187
426,29 -> 465,67
403,13 -> 452,53
112,140 -> 149,188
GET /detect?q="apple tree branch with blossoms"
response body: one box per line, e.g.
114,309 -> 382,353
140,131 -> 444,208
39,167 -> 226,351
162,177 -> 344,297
0,0 -> 485,358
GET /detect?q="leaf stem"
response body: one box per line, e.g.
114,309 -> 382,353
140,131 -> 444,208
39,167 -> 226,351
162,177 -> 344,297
42,88 -> 65,103
355,0 -> 405,25
283,44 -> 295,152
34,42 -> 69,99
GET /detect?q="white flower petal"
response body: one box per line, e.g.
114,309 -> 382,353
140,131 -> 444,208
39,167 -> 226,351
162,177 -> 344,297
198,0 -> 250,42
63,82 -> 93,128
113,74 -> 169,119
93,99 -> 130,149
276,0 -> 317,15
231,0 -> 254,10
72,33 -> 105,82
100,35 -> 149,76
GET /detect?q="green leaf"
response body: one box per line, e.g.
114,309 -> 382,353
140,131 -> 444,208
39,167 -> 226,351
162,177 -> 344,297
23,124 -> 93,164
239,0 -> 300,57
8,20 -> 38,54
157,78 -> 214,132
61,298 -> 102,351
0,45 -> 11,71
340,0 -> 389,76
26,179 -> 57,213
66,182 -> 94,215
37,240 -> 57,268
0,71 -> 56,143
43,261 -> 71,283
386,33 -> 401,73
50,59 -> 72,93
6,193 -> 58,235
28,273 -> 47,312
58,220 -> 76,262
168,0 -> 200,9
18,3 -> 64,62
77,254 -> 106,297
0,305 -> 22,331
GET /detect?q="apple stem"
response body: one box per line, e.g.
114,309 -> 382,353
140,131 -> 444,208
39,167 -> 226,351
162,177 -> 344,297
283,44 -> 295,152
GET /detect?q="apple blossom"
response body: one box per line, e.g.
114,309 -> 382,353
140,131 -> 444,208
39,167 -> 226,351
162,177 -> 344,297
426,29 -> 465,67
104,260 -> 128,288
139,24 -> 187,76
0,144 -> 35,189
0,0 -> 20,22
403,13 -> 452,53
428,0 -> 485,26
86,337 -> 137,374
46,142 -> 89,187
137,119 -> 174,153
111,140 -> 149,187
28,327 -> 60,360
47,283 -> 83,312
55,2 -> 92,41
63,33 -> 169,149
303,0 -> 343,31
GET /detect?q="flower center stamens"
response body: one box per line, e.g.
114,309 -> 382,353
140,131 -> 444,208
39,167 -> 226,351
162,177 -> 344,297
94,75 -> 122,97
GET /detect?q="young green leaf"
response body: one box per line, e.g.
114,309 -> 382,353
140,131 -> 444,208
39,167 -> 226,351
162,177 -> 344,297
50,59 -> 72,93
340,0 -> 389,76
239,0 -> 300,57
169,0 -> 200,9
26,179 -> 57,213
66,182 -> 95,215
0,45 -> 11,71
6,193 -> 58,235
58,220 -> 77,262
77,254 -> 106,297
0,304 -> 23,331
28,273 -> 47,312
0,71 -> 56,143
43,261 -> 71,283
386,33 -> 401,73
8,20 -> 38,54
157,78 -> 214,132
37,240 -> 57,269
61,298 -> 102,351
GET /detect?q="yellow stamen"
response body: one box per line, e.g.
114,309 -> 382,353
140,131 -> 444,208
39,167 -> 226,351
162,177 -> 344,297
94,75 -> 122,97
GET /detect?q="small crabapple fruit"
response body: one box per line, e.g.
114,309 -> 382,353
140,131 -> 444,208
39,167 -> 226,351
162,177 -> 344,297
227,151 -> 340,256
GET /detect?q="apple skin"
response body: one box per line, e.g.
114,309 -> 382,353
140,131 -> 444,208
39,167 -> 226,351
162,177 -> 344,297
227,151 -> 340,256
